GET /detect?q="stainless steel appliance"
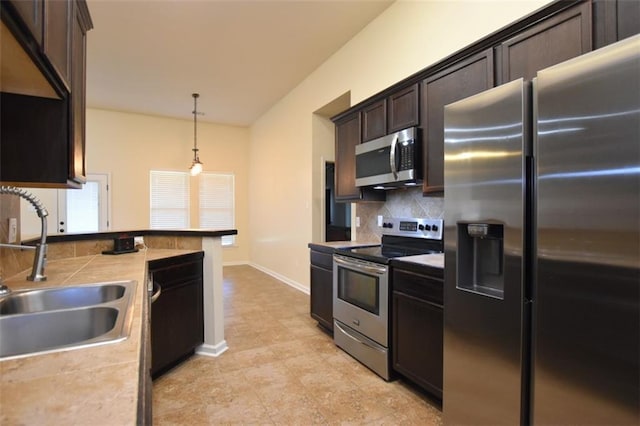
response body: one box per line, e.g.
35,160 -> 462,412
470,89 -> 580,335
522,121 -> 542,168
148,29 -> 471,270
333,217 -> 443,380
443,35 -> 639,425
355,127 -> 422,189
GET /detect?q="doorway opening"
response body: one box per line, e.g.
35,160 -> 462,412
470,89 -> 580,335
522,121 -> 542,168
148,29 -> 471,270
20,173 -> 111,238
325,162 -> 351,241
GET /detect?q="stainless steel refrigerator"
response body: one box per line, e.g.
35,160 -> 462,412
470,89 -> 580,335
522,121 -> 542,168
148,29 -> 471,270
443,34 -> 639,425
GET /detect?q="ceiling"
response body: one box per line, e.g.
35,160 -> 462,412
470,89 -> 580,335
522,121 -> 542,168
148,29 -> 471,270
86,0 -> 394,127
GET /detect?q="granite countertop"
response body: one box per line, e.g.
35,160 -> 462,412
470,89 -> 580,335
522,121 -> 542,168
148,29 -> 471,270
394,253 -> 444,269
0,248 -> 199,425
308,240 -> 379,250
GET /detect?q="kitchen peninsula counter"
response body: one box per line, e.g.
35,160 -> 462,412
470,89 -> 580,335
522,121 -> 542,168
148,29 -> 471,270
0,248 -> 197,424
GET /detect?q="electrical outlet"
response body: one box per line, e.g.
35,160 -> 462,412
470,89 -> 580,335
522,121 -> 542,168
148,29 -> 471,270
8,218 -> 17,243
377,215 -> 383,227
355,216 -> 361,228
134,236 -> 144,246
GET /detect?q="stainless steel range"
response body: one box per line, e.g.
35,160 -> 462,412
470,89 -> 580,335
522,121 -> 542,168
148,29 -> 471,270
333,217 -> 443,380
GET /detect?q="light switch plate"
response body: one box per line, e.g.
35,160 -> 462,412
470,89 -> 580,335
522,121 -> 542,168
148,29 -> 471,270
8,218 -> 18,243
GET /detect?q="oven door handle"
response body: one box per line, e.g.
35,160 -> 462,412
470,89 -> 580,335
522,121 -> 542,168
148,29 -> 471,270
334,256 -> 387,275
334,321 -> 387,354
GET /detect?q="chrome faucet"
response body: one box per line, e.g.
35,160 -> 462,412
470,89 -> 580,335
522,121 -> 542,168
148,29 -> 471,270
0,186 -> 48,284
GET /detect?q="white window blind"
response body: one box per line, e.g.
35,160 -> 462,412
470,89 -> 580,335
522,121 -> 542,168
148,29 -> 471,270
150,171 -> 190,229
199,173 -> 235,245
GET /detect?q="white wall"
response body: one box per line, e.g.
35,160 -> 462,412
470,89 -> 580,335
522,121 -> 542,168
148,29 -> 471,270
248,0 -> 552,290
86,108 -> 251,264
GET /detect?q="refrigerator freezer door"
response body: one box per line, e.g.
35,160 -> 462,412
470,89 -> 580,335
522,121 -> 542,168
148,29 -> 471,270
443,79 -> 530,425
534,35 -> 640,425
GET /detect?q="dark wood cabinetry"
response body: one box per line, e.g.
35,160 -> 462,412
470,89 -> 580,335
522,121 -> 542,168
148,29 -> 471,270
149,252 -> 204,378
44,0 -> 71,88
70,3 -> 89,181
422,49 -> 494,193
497,1 -> 592,84
330,1 -> 639,198
388,83 -> 419,133
334,112 -> 361,201
310,247 -> 334,332
392,264 -> 444,399
334,112 -> 385,202
362,100 -> 387,142
8,0 -> 43,45
362,84 -> 420,142
593,0 -> 640,48
0,0 -> 92,188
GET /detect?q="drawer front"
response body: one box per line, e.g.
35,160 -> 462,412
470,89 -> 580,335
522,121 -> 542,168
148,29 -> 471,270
153,261 -> 202,290
310,250 -> 333,270
393,269 -> 443,306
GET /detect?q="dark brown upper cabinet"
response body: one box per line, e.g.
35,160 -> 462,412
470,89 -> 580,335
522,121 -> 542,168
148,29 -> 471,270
331,0 -> 636,198
44,0 -> 71,90
335,112 -> 362,201
362,99 -> 387,142
362,84 -> 420,142
334,112 -> 385,203
422,49 -> 494,194
8,0 -> 43,45
593,0 -> 640,49
0,0 -> 92,188
388,83 -> 419,133
497,1 -> 592,84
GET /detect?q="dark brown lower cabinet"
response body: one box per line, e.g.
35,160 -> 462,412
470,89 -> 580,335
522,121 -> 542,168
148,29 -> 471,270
392,265 -> 443,400
150,252 -> 204,378
310,247 -> 334,332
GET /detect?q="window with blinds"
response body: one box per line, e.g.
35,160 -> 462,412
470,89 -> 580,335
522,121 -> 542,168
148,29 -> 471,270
150,171 -> 190,229
199,173 -> 235,246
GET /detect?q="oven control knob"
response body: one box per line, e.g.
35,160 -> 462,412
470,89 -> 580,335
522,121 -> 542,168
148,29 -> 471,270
432,225 -> 439,232
418,224 -> 424,231
383,222 -> 393,228
424,224 -> 432,231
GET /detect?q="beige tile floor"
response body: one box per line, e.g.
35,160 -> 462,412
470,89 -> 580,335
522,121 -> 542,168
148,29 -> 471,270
153,265 -> 442,425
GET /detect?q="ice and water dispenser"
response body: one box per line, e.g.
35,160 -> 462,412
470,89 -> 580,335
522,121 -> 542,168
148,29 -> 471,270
457,223 -> 504,299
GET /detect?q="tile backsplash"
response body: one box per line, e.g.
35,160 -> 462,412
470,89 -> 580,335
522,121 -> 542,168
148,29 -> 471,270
355,187 -> 443,243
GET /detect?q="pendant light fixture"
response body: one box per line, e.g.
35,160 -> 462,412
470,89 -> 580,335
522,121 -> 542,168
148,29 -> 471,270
189,93 -> 204,176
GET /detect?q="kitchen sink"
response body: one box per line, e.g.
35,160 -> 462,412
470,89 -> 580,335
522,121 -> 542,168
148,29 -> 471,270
0,283 -> 127,315
0,281 -> 137,360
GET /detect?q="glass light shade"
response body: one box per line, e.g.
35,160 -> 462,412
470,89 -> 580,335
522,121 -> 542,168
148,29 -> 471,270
190,160 -> 203,176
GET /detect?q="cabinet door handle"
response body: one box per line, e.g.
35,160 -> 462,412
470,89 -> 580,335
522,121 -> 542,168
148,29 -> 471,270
150,283 -> 162,303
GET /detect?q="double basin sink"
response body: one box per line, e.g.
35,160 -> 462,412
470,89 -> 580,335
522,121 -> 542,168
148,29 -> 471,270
0,280 -> 137,360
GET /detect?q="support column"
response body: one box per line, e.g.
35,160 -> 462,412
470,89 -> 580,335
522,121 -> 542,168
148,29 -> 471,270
196,236 -> 228,357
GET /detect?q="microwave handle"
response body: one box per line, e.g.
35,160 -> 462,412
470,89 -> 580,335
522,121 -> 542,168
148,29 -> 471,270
389,133 -> 399,180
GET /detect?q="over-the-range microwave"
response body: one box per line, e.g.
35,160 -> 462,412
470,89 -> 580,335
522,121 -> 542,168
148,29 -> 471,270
355,127 -> 422,189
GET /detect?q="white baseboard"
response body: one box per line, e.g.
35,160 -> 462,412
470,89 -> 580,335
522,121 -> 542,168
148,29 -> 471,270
220,260 -> 310,295
196,341 -> 229,357
222,260 -> 250,266
247,262 -> 310,295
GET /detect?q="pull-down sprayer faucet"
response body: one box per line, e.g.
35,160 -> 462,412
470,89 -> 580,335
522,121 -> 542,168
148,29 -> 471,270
0,186 -> 49,292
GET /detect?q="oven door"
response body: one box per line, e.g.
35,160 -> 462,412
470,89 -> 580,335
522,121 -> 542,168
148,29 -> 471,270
333,254 -> 389,346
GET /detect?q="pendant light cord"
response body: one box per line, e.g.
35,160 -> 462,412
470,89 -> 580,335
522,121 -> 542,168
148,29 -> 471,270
193,93 -> 199,157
